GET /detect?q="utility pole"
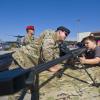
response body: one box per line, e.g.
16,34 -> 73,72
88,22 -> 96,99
76,19 -> 80,42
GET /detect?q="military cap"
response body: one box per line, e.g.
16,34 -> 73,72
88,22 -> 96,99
26,25 -> 35,31
56,26 -> 70,35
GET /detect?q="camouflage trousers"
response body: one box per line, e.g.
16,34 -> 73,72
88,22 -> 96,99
12,49 -> 36,69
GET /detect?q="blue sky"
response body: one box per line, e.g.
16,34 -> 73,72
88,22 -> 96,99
0,0 -> 100,41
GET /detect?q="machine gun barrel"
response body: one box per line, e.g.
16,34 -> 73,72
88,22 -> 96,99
33,47 -> 86,74
0,47 -> 86,96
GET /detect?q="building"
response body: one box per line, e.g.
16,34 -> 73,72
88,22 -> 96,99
91,32 -> 100,46
77,32 -> 100,42
77,32 -> 91,42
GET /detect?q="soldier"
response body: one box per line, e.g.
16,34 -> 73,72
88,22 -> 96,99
8,26 -> 70,100
22,25 -> 35,45
12,26 -> 70,72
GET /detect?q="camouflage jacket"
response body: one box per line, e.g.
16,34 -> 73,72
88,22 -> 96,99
12,30 -> 60,69
23,34 -> 34,45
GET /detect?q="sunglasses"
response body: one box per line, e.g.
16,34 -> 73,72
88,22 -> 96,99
65,33 -> 68,36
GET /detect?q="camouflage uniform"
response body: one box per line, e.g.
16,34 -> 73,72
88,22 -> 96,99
23,34 -> 34,45
8,30 -> 61,100
12,30 -> 60,69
